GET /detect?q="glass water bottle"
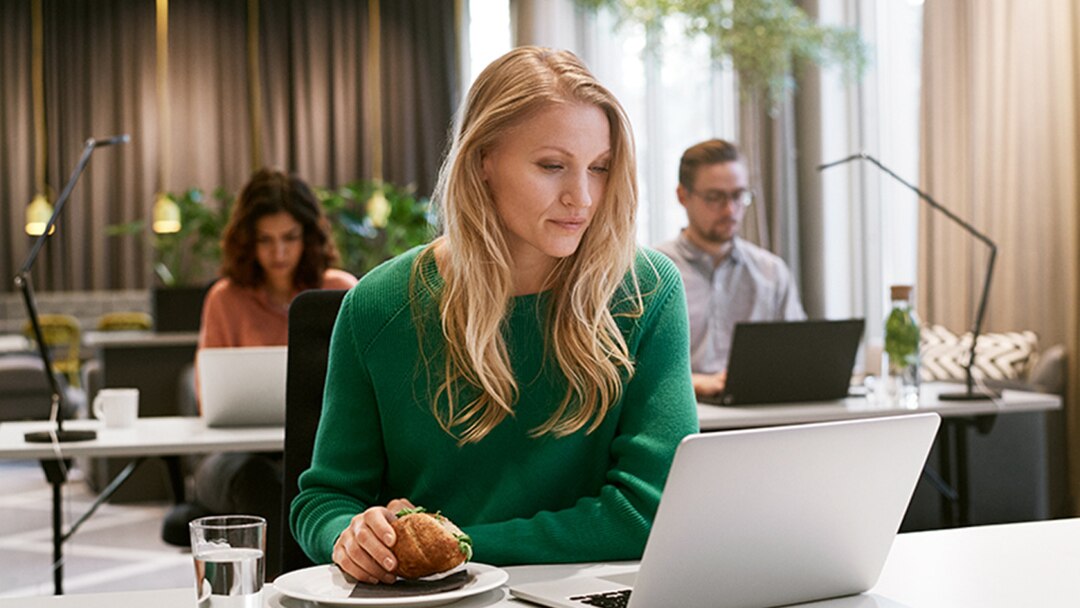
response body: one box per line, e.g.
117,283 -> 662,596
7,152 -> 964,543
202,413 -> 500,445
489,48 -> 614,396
883,285 -> 921,408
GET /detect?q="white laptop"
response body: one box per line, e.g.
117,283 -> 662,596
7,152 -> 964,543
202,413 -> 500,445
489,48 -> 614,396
510,413 -> 940,608
197,346 -> 288,427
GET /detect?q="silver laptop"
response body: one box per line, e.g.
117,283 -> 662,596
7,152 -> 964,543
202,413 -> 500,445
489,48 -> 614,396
197,346 -> 288,427
510,413 -> 940,608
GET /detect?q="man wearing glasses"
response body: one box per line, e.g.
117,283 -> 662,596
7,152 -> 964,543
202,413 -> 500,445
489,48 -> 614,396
656,139 -> 805,398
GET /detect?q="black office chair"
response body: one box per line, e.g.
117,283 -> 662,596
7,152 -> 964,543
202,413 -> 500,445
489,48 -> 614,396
280,289 -> 348,576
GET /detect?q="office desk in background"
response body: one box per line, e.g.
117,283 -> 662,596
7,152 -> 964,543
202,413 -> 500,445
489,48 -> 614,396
0,417 -> 283,461
82,331 -> 199,501
0,417 -> 283,595
82,331 -> 199,417
697,382 -> 1063,528
695,381 -> 1060,430
1,518 -> 1077,608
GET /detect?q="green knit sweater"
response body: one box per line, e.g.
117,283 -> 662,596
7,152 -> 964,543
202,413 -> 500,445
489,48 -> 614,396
291,246 -> 699,566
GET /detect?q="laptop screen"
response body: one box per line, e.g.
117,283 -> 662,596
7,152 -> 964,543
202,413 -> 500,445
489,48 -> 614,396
704,318 -> 864,406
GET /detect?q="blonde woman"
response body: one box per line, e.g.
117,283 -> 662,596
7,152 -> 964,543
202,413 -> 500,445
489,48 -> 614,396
291,47 -> 698,583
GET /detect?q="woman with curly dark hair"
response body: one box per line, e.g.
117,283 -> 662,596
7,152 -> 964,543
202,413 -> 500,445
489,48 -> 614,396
201,168 -> 356,348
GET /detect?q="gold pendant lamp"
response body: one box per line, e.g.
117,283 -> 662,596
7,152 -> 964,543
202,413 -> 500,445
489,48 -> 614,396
365,0 -> 390,229
25,0 -> 55,236
151,0 -> 181,234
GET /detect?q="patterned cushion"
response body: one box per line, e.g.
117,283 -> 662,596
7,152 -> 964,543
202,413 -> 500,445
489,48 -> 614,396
920,324 -> 1039,382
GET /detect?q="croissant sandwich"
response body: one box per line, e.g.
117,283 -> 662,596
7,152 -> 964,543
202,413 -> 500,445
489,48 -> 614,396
391,507 -> 473,580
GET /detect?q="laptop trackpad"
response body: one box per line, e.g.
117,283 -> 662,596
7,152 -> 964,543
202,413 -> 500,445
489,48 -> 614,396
599,572 -> 637,587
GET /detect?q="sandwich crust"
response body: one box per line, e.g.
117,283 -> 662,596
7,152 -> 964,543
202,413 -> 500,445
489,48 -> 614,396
391,511 -> 471,579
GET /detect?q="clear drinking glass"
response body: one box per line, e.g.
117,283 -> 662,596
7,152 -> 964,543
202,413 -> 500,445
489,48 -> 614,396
189,515 -> 266,608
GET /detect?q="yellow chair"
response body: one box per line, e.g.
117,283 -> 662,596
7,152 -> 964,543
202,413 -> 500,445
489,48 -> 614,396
23,314 -> 82,387
97,311 -> 153,332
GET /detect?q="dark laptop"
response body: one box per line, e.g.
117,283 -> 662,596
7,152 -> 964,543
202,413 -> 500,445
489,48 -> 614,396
699,319 -> 865,406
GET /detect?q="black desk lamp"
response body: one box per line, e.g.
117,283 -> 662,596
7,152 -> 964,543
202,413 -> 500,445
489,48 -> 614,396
16,134 -> 131,442
818,152 -> 998,401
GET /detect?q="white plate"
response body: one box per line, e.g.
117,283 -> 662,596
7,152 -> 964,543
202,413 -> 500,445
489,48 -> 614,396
272,563 -> 509,607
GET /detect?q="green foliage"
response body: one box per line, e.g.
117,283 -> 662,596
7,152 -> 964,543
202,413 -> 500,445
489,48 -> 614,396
576,0 -> 869,108
316,181 -> 435,277
106,188 -> 233,287
884,305 -> 920,373
108,180 -> 434,286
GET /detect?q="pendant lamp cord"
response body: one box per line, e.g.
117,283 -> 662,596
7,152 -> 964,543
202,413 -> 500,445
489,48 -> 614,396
247,0 -> 264,170
32,0 -> 47,197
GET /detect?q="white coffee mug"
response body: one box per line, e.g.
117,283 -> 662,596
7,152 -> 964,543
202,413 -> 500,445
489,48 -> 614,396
93,388 -> 139,429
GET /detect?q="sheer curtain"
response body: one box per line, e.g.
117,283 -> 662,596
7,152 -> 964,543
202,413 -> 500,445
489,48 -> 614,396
0,0 -> 458,292
920,0 -> 1080,513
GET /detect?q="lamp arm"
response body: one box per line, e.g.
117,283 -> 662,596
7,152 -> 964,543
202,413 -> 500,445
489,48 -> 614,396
969,245 -> 997,394
19,138 -> 98,275
13,134 -> 129,441
817,152 -> 998,397
14,272 -> 66,424
841,153 -> 996,250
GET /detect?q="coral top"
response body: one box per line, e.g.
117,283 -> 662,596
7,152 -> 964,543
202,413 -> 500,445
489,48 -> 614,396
198,268 -> 358,349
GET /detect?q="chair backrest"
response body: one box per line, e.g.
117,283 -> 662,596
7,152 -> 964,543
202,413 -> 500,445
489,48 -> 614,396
280,289 -> 347,575
97,311 -> 153,331
23,313 -> 82,385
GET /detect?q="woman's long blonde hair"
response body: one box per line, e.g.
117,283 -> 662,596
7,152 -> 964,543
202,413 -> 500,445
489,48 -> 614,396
415,47 -> 641,444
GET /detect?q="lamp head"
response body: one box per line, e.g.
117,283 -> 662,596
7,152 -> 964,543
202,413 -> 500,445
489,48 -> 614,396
152,193 -> 182,234
25,193 -> 56,236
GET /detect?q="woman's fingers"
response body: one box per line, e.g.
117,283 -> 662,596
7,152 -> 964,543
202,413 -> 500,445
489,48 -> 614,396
334,537 -> 383,583
357,509 -> 399,577
332,499 -> 420,584
334,510 -> 396,584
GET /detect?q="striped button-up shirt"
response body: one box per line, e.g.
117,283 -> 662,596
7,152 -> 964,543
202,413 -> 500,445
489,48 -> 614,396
655,233 -> 806,373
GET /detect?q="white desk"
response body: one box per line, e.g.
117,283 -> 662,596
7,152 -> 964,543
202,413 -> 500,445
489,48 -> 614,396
3,518 -> 1077,607
696,381 -> 1061,430
82,330 -> 200,349
0,417 -> 283,595
0,416 -> 282,460
698,381 -> 1062,529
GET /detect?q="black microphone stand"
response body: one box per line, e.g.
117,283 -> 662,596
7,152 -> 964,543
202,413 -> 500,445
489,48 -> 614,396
818,152 -> 998,401
17,135 -> 131,443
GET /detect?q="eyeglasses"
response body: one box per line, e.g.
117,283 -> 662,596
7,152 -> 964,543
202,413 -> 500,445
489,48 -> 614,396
689,188 -> 753,209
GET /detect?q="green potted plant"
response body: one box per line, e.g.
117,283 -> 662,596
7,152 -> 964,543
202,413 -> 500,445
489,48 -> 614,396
316,180 -> 436,277
111,180 -> 435,329
108,188 -> 233,331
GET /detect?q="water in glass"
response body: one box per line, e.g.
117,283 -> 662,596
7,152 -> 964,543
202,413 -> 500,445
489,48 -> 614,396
193,546 -> 264,608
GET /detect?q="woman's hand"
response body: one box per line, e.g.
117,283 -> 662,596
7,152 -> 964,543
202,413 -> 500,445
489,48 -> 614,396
333,498 -> 416,584
692,371 -> 727,398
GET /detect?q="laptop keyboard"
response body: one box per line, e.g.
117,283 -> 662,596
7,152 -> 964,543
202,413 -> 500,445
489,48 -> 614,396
570,589 -> 631,607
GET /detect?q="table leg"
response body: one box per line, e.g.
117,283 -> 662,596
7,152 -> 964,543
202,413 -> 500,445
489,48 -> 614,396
164,455 -> 186,503
37,457 -> 147,595
937,422 -> 956,526
40,460 -> 70,595
955,421 -> 971,526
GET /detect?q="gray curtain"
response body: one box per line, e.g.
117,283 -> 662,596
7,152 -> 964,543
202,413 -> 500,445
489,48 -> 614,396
738,91 -> 801,289
0,0 -> 458,292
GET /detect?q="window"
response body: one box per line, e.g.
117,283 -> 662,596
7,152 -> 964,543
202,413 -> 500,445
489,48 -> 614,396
582,10 -> 739,246
466,0 -> 512,88
816,0 -> 923,370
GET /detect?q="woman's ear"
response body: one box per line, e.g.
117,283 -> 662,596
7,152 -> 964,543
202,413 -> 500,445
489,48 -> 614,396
480,150 -> 493,183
